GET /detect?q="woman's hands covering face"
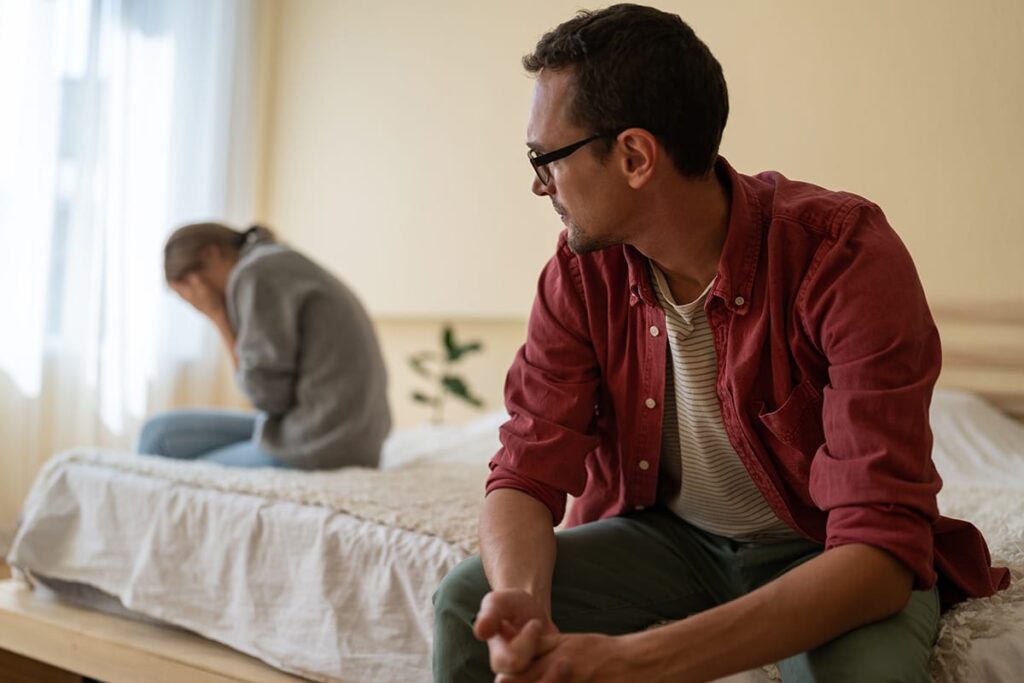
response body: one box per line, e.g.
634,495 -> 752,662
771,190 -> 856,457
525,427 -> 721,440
171,272 -> 227,320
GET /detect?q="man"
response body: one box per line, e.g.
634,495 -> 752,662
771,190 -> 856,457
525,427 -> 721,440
433,5 -> 1008,682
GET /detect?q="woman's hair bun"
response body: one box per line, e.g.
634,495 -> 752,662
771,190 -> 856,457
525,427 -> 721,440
243,224 -> 276,245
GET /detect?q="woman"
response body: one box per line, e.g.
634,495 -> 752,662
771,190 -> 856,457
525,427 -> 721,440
136,222 -> 391,469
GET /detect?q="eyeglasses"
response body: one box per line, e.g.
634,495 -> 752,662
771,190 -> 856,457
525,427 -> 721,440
527,131 -> 623,185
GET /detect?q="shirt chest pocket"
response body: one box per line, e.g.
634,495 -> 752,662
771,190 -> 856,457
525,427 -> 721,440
757,379 -> 826,459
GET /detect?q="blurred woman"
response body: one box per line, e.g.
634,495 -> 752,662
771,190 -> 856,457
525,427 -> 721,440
136,222 -> 391,469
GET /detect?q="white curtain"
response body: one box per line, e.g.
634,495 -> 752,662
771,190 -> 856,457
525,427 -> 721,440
0,0 -> 266,549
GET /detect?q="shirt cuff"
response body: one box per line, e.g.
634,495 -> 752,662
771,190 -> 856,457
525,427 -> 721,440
485,463 -> 567,526
825,503 -> 936,590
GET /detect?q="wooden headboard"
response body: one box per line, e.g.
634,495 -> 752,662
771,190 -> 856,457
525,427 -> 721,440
932,301 -> 1024,420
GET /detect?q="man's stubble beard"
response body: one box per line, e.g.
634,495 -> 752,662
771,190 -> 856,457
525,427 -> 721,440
566,220 -> 623,255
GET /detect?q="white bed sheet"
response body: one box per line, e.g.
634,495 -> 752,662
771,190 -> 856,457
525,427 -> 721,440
6,389 -> 1024,683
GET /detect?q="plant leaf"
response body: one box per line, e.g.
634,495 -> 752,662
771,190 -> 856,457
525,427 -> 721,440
441,375 -> 484,407
450,340 -> 483,361
440,323 -> 484,361
411,391 -> 438,405
442,324 -> 458,360
408,352 -> 435,377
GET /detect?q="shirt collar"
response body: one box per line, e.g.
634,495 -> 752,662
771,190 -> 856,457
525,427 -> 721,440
624,156 -> 763,315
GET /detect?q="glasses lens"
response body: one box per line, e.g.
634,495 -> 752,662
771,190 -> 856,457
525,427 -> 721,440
529,150 -> 550,185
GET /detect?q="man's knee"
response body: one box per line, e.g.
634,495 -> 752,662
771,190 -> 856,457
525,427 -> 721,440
781,648 -> 932,683
434,555 -> 489,627
778,588 -> 938,683
433,556 -> 492,683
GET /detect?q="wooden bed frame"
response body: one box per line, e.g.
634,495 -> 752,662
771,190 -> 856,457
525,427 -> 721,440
0,304 -> 1020,683
0,578 -> 305,683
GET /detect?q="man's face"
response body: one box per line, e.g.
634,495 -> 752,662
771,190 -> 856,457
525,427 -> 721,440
526,69 -> 628,254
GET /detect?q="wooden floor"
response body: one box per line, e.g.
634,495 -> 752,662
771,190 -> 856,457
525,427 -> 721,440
0,564 -> 10,580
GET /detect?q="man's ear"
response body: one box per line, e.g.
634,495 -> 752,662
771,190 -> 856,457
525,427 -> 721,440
617,128 -> 658,190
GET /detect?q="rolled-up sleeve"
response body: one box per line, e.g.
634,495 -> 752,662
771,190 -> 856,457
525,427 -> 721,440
802,201 -> 942,590
230,270 -> 300,416
487,234 -> 601,525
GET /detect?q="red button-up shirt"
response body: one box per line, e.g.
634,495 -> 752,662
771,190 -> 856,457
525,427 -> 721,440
488,158 -> 1009,607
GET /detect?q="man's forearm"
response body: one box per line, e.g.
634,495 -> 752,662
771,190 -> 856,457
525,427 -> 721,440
622,543 -> 914,683
479,489 -> 558,614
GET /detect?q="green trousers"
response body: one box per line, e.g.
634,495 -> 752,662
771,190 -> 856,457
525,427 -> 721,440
433,507 -> 939,682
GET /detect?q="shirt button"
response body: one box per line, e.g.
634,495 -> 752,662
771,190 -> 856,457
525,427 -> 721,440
734,296 -> 745,306
644,397 -> 657,409
638,459 -> 650,471
649,326 -> 660,337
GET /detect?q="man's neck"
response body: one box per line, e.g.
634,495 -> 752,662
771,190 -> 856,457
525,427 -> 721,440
630,168 -> 731,305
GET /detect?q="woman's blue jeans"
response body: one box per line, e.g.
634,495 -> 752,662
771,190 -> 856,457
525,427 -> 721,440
135,409 -> 285,468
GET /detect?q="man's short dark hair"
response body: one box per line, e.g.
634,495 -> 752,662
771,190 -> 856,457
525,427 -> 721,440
524,3 -> 728,177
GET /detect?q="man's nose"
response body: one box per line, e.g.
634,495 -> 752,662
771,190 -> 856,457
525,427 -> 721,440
531,175 -> 551,197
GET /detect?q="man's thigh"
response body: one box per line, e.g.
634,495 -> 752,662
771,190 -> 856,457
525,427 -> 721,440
432,508 -> 731,682
548,508 -> 734,632
776,586 -> 940,683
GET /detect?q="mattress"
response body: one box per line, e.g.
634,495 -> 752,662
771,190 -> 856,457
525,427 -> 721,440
7,389 -> 1024,683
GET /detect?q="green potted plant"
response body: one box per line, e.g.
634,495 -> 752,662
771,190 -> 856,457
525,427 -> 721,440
409,323 -> 485,423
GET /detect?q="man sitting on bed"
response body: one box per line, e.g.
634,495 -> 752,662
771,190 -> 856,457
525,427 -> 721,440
432,4 -> 1009,682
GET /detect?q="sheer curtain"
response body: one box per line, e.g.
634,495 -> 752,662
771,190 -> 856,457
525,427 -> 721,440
0,0 -> 267,550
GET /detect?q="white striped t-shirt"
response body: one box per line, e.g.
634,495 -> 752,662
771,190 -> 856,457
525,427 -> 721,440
650,262 -> 795,541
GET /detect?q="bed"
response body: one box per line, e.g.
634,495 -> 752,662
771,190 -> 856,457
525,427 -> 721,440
3,306 -> 1023,683
2,412 -> 505,683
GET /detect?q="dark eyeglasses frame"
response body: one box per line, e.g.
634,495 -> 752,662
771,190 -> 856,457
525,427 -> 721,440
527,130 -> 624,185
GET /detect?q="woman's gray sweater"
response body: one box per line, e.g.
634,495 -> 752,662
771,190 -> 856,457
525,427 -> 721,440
225,242 -> 390,469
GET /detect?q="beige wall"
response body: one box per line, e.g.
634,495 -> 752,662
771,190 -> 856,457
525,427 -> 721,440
261,0 -> 1024,423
